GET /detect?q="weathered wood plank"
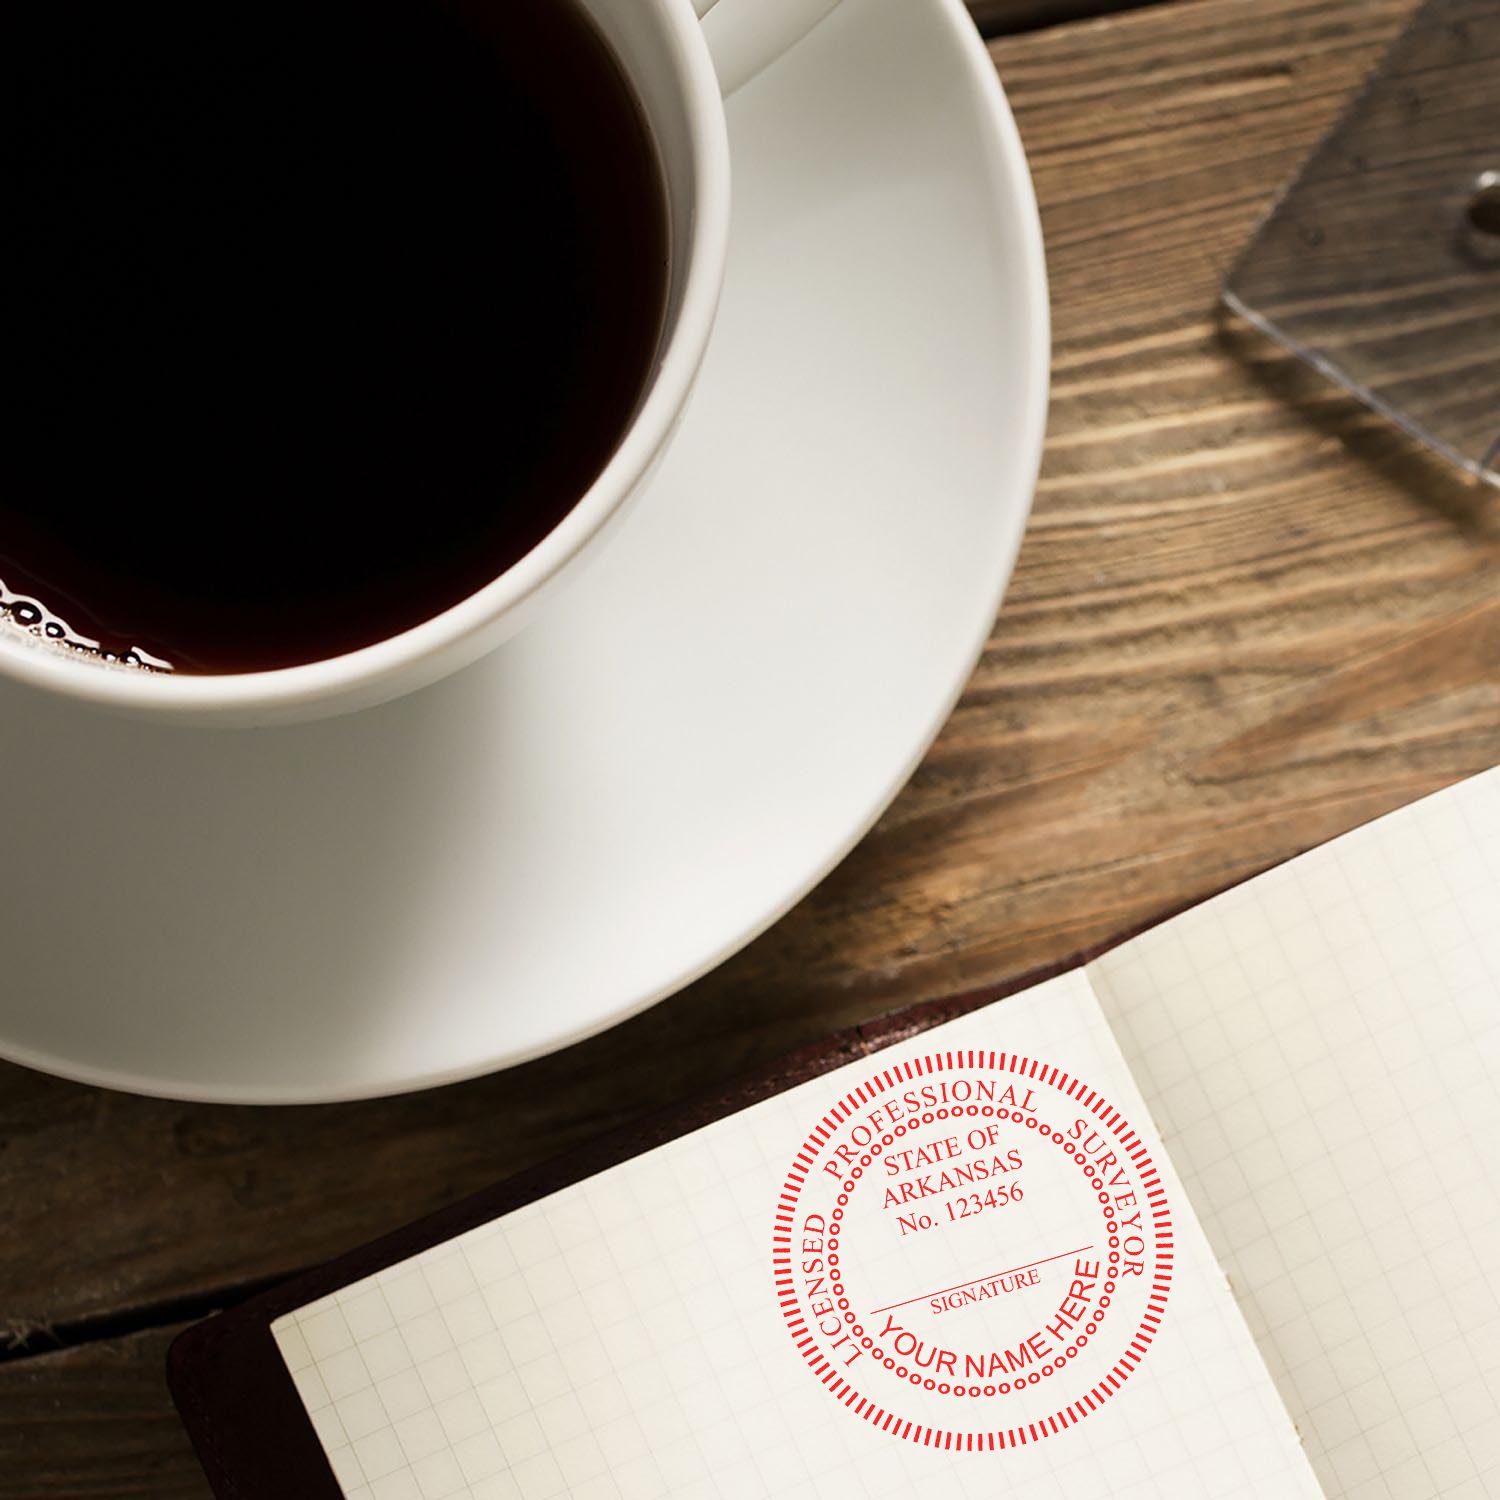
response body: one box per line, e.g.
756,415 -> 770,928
0,1325 -> 208,1500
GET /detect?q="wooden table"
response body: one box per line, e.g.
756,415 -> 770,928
4,0 -> 1497,1492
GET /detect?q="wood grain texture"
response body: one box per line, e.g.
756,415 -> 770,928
2,0 -> 1496,1490
0,1325 -> 205,1500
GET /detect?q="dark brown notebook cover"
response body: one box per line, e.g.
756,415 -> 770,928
166,963 -> 1087,1498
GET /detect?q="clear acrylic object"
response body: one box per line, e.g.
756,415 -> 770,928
1223,0 -> 1499,488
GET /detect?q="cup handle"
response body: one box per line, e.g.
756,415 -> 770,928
691,0 -> 843,96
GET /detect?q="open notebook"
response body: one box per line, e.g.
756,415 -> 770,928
169,768 -> 1500,1499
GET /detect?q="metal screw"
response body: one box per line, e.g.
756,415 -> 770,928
1469,170 -> 1500,238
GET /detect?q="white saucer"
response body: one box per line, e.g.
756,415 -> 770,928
0,0 -> 1047,1103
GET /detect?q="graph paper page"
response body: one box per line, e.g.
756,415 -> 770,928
271,969 -> 1317,1499
1090,768 -> 1500,1500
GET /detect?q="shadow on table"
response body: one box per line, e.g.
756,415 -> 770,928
1215,308 -> 1500,542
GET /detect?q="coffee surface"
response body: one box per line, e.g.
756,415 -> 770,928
3,0 -> 668,672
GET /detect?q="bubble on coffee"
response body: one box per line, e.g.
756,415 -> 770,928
0,579 -> 170,672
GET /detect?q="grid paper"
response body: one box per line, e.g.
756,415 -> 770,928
273,969 -> 1317,1499
1091,767 -> 1500,1500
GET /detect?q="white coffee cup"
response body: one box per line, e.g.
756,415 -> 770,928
0,0 -> 839,727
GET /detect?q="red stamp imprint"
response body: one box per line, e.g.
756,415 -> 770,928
772,1050 -> 1173,1448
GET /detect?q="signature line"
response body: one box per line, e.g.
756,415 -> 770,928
868,1246 -> 1093,1317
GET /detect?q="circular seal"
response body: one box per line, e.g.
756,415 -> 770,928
772,1050 -> 1172,1448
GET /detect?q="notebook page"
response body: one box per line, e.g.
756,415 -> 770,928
1089,768 -> 1500,1500
271,970 -> 1318,1499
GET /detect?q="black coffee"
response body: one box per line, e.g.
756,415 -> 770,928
3,0 -> 668,673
